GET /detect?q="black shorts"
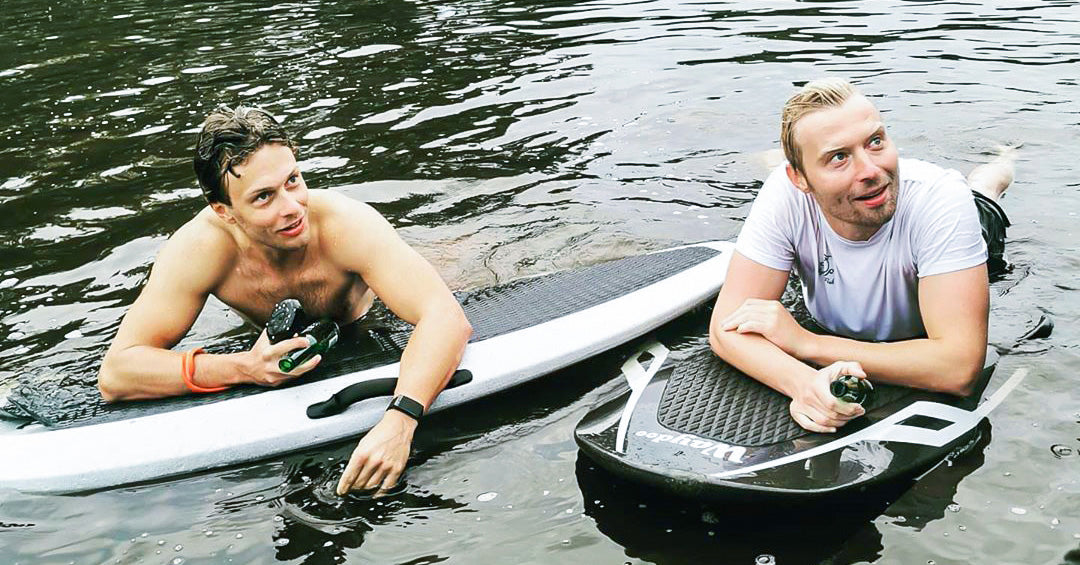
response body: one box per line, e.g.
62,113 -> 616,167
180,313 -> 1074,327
972,190 -> 1010,276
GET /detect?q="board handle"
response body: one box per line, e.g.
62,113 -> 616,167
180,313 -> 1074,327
306,369 -> 473,419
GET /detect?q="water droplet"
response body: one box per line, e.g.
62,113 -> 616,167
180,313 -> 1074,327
1010,507 -> 1027,515
274,515 -> 284,522
561,539 -> 570,545
565,508 -> 573,514
447,529 -> 454,534
235,533 -> 244,539
1052,518 -> 1060,526
174,544 -> 183,551
477,492 -> 498,502
157,540 -> 166,546
701,511 -> 719,524
141,533 -> 149,538
947,503 -> 961,512
205,531 -> 214,537
958,525 -> 967,531
1003,472 -> 1012,477
542,490 -> 550,496
755,555 -> 776,565
275,538 -> 289,547
255,495 -> 265,502
172,559 -> 184,565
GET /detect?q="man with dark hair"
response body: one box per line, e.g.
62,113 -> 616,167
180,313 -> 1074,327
98,106 -> 472,495
709,79 -> 1014,433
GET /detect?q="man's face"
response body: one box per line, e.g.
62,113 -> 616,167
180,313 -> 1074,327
786,94 -> 900,241
214,143 -> 311,251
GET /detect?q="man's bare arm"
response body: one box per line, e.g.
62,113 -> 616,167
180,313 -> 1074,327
797,266 -> 989,395
322,195 -> 472,494
708,253 -> 867,433
97,220 -> 314,401
715,251 -> 989,396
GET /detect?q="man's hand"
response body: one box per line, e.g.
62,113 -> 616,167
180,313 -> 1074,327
242,330 -> 321,387
789,361 -> 867,433
336,410 -> 417,496
720,298 -> 814,358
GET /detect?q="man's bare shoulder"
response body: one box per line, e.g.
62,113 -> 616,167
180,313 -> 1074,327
152,208 -> 237,287
310,190 -> 391,238
308,190 -> 402,267
310,189 -> 382,221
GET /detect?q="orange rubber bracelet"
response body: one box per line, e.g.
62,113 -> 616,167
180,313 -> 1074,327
181,347 -> 229,394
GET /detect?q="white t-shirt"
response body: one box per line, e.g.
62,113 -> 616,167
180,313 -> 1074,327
735,158 -> 987,341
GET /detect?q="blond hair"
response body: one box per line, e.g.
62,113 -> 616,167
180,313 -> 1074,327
780,78 -> 859,173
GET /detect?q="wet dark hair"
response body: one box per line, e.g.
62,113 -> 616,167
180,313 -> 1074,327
193,106 -> 298,205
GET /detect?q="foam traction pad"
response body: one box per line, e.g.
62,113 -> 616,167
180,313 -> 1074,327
656,348 -> 910,447
9,245 -> 719,429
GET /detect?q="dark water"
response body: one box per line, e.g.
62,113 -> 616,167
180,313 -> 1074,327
2,0 -> 1078,563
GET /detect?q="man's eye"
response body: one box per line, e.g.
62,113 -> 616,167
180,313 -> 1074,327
287,175 -> 299,185
830,152 -> 848,164
869,135 -> 884,147
255,191 -> 271,202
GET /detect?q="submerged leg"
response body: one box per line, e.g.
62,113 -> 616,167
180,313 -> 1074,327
967,145 -> 1019,201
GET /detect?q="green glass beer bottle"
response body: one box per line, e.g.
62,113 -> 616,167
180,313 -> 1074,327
829,375 -> 873,405
279,319 -> 340,372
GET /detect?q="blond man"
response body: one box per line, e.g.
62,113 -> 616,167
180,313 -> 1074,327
709,79 -> 1013,433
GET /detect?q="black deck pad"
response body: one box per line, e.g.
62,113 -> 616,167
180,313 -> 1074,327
656,348 -> 911,447
6,245 -> 719,429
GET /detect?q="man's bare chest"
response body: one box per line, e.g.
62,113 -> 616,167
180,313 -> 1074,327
214,261 -> 368,325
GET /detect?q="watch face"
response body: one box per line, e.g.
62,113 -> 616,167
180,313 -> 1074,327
390,395 -> 424,420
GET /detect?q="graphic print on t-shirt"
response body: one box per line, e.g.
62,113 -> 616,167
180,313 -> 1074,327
817,253 -> 835,284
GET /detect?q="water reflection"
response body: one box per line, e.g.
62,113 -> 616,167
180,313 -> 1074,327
272,458 -> 466,564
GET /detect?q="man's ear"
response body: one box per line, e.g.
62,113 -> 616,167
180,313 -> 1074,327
211,202 -> 236,224
786,163 -> 811,194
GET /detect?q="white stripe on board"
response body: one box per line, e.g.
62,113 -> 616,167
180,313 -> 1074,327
615,341 -> 669,453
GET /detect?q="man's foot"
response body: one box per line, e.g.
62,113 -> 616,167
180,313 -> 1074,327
968,144 -> 1020,201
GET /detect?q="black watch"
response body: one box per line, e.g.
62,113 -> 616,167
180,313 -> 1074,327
387,395 -> 425,421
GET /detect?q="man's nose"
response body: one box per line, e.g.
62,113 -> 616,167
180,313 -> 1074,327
852,148 -> 883,183
280,191 -> 303,216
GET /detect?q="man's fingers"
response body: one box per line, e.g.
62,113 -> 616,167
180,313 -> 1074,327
293,354 -> 322,375
834,361 -> 867,379
350,460 -> 380,494
336,455 -> 365,496
269,336 -> 315,357
362,464 -> 387,491
735,320 -> 764,335
720,309 -> 746,330
792,409 -> 834,433
379,465 -> 403,494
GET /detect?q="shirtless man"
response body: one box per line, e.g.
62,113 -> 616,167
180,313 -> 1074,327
97,106 -> 472,495
709,78 -> 1014,433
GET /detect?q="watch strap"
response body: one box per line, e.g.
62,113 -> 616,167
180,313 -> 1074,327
387,395 -> 425,420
